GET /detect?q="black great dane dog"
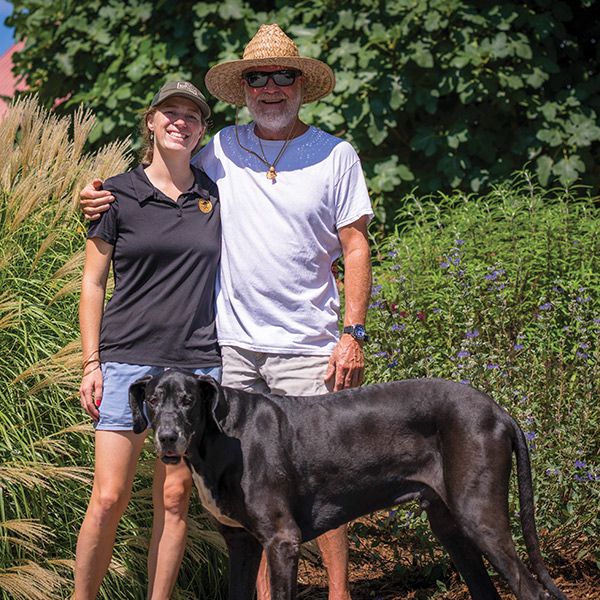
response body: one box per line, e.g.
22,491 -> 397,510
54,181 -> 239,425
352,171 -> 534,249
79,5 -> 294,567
129,369 -> 567,600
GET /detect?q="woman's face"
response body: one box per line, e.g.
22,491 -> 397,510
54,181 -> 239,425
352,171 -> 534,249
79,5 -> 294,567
147,97 -> 205,155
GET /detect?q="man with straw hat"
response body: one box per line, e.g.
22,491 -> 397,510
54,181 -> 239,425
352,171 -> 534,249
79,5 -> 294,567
80,23 -> 372,600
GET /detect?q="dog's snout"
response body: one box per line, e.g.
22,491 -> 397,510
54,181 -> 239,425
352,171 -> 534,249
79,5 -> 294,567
158,428 -> 179,446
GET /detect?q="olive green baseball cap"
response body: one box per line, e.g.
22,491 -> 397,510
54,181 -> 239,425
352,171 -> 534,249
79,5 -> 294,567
150,81 -> 211,119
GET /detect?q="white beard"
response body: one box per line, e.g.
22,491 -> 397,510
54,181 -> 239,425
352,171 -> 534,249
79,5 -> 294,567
245,87 -> 303,134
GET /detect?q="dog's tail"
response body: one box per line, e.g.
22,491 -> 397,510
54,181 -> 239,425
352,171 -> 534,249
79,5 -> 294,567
513,421 -> 568,600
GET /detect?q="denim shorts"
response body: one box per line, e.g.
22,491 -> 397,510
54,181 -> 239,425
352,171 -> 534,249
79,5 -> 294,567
96,362 -> 222,431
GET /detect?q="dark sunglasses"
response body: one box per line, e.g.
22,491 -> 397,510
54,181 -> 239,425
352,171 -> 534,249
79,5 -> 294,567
242,69 -> 301,88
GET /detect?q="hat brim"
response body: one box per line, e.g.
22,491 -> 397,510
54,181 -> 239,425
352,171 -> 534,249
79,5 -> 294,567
205,56 -> 335,106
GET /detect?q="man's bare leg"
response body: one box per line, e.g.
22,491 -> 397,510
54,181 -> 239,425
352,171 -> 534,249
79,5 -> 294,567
317,525 -> 352,600
256,525 -> 351,600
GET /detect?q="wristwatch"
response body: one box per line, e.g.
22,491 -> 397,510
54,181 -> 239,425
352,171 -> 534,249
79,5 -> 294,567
342,324 -> 370,342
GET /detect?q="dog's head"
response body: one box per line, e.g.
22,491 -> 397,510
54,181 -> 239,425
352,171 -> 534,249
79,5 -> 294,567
129,369 -> 225,465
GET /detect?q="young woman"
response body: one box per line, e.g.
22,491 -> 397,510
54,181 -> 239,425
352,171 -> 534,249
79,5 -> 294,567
75,81 -> 220,600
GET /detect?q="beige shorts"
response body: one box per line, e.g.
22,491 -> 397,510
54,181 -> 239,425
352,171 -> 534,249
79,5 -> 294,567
220,345 -> 334,396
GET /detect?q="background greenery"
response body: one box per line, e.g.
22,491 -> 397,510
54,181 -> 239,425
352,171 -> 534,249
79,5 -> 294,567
361,174 -> 600,586
6,0 -> 600,225
1,96 -> 598,599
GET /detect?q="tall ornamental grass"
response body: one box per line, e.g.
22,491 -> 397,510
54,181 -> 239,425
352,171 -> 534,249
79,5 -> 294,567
361,173 -> 599,585
0,97 -> 227,600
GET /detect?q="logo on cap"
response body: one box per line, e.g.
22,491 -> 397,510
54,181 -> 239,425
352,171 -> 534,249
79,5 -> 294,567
177,82 -> 200,98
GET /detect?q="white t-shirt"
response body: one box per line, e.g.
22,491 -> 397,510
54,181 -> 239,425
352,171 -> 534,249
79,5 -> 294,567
194,124 -> 373,355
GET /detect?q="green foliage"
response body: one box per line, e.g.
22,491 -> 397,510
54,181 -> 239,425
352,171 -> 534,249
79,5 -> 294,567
7,0 -> 600,227
363,172 -> 600,579
0,97 -> 227,599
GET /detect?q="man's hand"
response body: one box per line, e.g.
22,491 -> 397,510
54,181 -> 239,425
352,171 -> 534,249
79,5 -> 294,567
324,334 -> 365,391
80,178 -> 113,220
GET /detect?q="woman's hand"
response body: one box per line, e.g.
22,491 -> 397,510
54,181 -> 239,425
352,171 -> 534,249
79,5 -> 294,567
79,365 -> 103,422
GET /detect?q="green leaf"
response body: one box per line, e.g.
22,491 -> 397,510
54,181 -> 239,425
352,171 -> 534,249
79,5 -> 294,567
536,155 -> 553,186
102,116 -> 116,134
565,114 -> 600,148
539,102 -> 558,121
553,155 -> 585,183
218,0 -> 244,20
408,41 -> 434,68
410,126 -> 440,157
536,128 -> 563,147
525,67 -> 548,88
447,127 -> 469,150
338,9 -> 354,29
367,116 -> 388,145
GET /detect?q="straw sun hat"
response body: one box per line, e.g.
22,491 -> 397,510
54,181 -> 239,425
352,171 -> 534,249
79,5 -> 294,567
205,24 -> 335,106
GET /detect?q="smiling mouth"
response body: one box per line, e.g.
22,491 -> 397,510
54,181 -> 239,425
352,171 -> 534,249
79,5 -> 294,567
259,97 -> 285,105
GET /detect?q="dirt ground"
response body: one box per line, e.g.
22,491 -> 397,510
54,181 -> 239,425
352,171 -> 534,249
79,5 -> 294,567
296,519 -> 600,600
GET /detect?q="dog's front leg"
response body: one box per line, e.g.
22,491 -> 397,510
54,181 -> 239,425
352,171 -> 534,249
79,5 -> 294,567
220,527 -> 263,600
264,526 -> 302,600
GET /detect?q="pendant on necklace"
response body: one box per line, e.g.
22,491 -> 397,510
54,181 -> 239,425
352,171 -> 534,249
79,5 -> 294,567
266,166 -> 277,180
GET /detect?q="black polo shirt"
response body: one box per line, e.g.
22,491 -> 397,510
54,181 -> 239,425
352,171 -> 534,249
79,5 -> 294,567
87,164 -> 221,368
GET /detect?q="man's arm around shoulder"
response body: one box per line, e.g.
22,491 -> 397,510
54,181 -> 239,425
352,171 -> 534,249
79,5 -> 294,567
80,179 -> 114,220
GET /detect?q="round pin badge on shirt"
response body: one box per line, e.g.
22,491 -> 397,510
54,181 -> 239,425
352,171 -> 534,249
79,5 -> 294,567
198,199 -> 213,213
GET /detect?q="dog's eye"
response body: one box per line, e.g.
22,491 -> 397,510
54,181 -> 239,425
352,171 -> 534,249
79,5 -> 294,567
181,395 -> 193,406
146,395 -> 157,406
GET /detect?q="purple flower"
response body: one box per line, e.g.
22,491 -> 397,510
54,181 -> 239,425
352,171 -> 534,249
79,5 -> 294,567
575,459 -> 587,469
539,302 -> 552,310
466,330 -> 479,338
514,344 -> 525,351
457,350 -> 470,358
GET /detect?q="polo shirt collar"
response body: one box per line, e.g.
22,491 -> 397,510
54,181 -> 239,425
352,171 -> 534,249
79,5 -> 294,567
129,164 -> 209,205
130,164 -> 159,205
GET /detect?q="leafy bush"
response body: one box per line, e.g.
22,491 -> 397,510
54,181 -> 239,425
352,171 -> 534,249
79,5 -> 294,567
0,97 -> 227,600
362,172 -> 600,582
8,0 -> 600,227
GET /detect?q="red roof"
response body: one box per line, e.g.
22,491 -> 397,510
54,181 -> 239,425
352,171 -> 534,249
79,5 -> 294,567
0,41 -> 28,116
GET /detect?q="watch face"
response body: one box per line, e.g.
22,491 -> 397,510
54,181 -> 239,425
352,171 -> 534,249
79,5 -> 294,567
354,325 -> 366,338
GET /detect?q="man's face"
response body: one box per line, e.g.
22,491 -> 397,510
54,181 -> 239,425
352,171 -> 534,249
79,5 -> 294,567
243,65 -> 303,133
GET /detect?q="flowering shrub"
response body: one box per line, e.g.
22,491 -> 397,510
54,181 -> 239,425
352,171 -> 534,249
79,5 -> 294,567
362,173 -> 600,577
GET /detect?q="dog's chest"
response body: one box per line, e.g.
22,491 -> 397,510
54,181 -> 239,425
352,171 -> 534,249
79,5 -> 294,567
190,466 -> 243,528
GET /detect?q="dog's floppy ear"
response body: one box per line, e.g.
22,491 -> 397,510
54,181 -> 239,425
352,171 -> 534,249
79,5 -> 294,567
196,376 -> 227,433
129,375 -> 154,434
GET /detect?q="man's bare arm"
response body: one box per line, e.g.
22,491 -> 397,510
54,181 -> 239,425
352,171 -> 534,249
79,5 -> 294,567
325,215 -> 372,391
